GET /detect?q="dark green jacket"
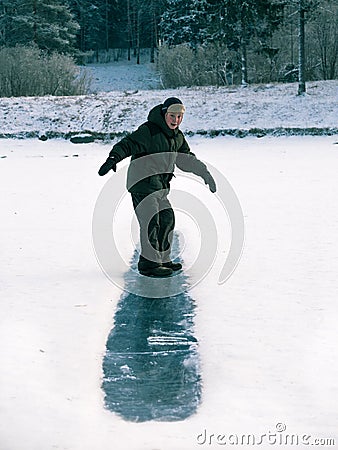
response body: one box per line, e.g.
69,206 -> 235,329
108,104 -> 210,194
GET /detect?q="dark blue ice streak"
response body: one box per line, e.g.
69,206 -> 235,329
102,240 -> 202,422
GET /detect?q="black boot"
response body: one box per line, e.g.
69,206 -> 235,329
162,261 -> 182,271
139,266 -> 173,277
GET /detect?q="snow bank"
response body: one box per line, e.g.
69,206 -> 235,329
0,61 -> 337,449
0,80 -> 337,139
1,136 -> 338,450
82,60 -> 161,92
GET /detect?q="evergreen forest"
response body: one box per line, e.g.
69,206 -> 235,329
0,0 -> 337,91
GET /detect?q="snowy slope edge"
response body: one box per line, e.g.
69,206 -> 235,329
0,127 -> 337,141
0,81 -> 336,138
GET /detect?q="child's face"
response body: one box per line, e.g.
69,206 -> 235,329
165,112 -> 183,130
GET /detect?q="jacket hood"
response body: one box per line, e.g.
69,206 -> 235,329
147,104 -> 178,137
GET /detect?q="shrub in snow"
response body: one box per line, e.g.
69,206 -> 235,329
158,44 -> 239,88
0,45 -> 91,97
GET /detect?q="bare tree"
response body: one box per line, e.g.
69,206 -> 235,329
298,0 -> 306,94
312,1 -> 338,79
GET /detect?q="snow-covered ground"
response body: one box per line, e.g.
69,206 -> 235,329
1,61 -> 338,449
82,59 -> 161,92
0,80 -> 336,138
1,134 -> 338,450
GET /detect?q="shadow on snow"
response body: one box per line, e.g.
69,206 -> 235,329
102,243 -> 201,422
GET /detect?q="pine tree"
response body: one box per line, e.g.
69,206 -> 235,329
310,0 -> 338,80
0,0 -> 79,54
70,0 -> 121,54
160,1 -> 284,49
160,0 -> 201,47
160,0 -> 284,83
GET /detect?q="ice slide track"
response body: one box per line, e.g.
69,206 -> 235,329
102,251 -> 201,422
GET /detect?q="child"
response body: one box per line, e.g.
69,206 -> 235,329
98,97 -> 216,277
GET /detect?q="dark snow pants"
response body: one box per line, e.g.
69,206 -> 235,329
131,191 -> 175,270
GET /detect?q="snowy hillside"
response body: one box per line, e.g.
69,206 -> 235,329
1,135 -> 338,450
82,60 -> 162,91
0,77 -> 337,139
1,62 -> 338,450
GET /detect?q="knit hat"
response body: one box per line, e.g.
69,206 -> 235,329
161,97 -> 186,115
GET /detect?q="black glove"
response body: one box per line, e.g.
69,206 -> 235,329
203,171 -> 217,193
98,157 -> 117,176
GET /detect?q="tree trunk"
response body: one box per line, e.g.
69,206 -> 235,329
241,42 -> 248,85
136,10 -> 140,64
127,0 -> 131,61
105,0 -> 109,52
298,0 -> 306,95
150,5 -> 156,63
33,0 -> 37,45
